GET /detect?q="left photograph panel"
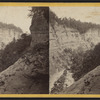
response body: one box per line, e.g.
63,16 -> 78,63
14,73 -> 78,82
0,7 -> 49,94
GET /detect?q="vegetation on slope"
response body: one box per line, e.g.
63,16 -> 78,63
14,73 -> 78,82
69,43 -> 100,81
0,22 -> 23,33
0,34 -> 31,72
50,10 -> 100,33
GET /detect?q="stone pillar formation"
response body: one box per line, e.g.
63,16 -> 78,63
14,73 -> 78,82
29,7 -> 49,47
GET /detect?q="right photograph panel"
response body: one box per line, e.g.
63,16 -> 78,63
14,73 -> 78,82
49,7 -> 100,94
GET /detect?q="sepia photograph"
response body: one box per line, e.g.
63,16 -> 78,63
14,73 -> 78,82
49,7 -> 100,94
0,6 -> 49,94
0,3 -> 100,96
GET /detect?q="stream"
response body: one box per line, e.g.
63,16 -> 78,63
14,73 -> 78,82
50,68 -> 75,93
50,69 -> 64,92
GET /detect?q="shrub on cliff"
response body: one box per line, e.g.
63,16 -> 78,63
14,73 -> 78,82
70,50 -> 89,81
50,10 -> 100,34
49,10 -> 59,25
0,34 -> 31,72
71,43 -> 100,81
29,7 -> 49,24
29,7 -> 49,33
82,43 -> 100,74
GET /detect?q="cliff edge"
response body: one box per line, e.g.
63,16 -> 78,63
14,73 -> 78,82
0,7 -> 49,94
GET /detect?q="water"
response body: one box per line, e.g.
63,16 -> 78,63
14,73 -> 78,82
63,70 -> 74,88
50,69 -> 64,92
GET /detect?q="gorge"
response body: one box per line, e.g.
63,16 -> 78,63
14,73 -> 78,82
50,10 -> 100,94
0,7 -> 49,94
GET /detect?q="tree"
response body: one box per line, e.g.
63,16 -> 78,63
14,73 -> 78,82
28,7 -> 49,23
0,34 -> 31,72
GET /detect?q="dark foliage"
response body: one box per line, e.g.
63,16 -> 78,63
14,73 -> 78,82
61,18 -> 100,34
0,22 -> 23,33
50,10 -> 100,34
29,7 -> 49,23
71,43 -> 100,81
0,34 -> 31,72
82,43 -> 100,75
29,7 -> 49,33
49,10 -> 59,25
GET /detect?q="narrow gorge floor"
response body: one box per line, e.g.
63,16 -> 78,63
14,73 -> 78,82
50,68 -> 74,94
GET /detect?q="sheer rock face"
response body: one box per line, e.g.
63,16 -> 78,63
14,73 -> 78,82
62,66 -> 100,94
0,28 -> 23,49
49,22 -> 87,93
50,23 -> 100,51
50,20 -> 100,94
30,11 -> 49,48
50,23 -> 82,50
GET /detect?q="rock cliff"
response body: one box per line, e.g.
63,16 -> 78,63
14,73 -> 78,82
0,23 -> 23,49
0,7 -> 49,94
50,11 -> 100,94
30,7 -> 49,48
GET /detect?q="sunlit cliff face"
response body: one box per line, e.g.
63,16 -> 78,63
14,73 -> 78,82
84,28 -> 100,45
30,11 -> 49,48
50,24 -> 82,50
49,21 -> 100,93
50,22 -> 100,51
0,28 -> 23,49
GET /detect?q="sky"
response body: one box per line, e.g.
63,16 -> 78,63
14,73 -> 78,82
0,7 -> 100,33
0,6 -> 32,33
50,7 -> 100,25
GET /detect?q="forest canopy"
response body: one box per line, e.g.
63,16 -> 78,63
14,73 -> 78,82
50,10 -> 100,34
0,22 -> 23,33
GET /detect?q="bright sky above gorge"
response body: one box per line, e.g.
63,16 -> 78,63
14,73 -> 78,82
50,7 -> 100,25
0,6 -> 31,33
0,7 -> 100,33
